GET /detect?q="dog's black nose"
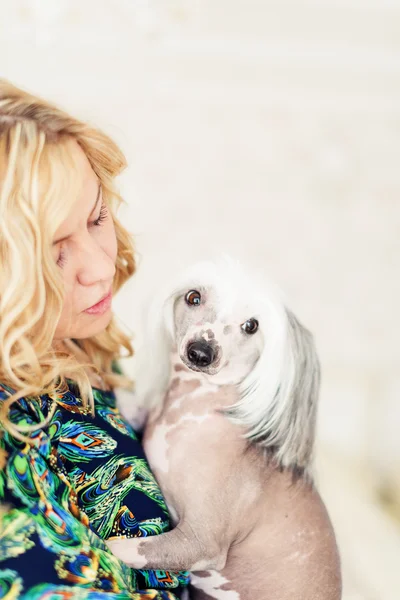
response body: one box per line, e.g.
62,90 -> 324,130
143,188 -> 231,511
187,341 -> 215,367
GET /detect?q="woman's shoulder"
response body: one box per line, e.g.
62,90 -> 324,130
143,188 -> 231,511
0,381 -> 92,476
0,379 -> 189,596
0,381 -> 56,429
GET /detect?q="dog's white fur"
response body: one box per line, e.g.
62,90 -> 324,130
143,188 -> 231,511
110,256 -> 341,600
132,255 -> 319,475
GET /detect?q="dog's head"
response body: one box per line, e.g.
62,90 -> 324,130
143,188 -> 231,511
141,256 -> 320,475
158,257 -> 286,386
172,282 -> 266,386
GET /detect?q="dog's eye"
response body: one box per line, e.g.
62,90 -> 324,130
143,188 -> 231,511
241,318 -> 259,335
185,290 -> 201,306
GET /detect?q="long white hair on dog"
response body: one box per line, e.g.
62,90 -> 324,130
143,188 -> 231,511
134,255 -> 320,477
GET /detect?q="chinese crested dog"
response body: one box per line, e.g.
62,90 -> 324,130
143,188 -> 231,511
110,257 -> 339,599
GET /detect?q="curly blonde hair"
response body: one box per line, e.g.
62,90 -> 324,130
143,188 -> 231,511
0,79 -> 136,443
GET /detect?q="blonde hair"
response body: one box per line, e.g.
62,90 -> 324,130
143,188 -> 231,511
0,79 -> 136,443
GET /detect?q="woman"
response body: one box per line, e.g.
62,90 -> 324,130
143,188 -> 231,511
0,79 -> 189,599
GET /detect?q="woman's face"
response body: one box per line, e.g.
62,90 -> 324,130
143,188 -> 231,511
52,142 -> 117,342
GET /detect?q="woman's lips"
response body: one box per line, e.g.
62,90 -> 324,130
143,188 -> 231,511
84,289 -> 112,315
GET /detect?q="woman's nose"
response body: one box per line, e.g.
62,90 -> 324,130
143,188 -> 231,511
76,238 -> 116,287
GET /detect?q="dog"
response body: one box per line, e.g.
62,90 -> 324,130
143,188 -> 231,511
109,256 -> 334,599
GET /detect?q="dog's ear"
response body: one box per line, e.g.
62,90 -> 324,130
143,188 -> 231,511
276,309 -> 321,473
228,306 -> 320,476
134,287 -> 180,408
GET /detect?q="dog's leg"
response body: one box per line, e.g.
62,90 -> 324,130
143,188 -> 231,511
106,521 -> 228,571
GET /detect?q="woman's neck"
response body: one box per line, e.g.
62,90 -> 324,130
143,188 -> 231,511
53,338 -> 110,391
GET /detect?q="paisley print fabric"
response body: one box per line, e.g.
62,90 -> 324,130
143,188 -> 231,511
0,380 -> 189,599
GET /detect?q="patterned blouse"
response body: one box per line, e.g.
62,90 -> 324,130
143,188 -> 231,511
0,379 -> 189,599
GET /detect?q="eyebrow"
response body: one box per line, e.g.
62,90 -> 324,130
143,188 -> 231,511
53,183 -> 102,245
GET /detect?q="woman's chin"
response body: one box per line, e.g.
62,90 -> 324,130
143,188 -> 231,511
54,306 -> 114,341
73,309 -> 113,339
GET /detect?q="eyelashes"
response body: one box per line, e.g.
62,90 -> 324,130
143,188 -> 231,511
93,203 -> 108,227
57,248 -> 67,268
56,203 -> 109,268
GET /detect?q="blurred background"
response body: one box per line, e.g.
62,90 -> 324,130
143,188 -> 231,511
1,1 -> 399,597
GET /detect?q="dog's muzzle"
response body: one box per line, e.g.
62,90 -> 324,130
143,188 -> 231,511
187,341 -> 215,368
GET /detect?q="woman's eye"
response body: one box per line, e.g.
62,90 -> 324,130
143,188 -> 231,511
93,203 -> 108,227
185,290 -> 201,306
241,318 -> 259,335
57,247 -> 67,268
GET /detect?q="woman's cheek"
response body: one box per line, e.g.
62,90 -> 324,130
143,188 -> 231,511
105,221 -> 118,263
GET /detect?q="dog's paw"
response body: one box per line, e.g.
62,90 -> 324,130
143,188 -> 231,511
106,537 -> 148,569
